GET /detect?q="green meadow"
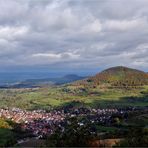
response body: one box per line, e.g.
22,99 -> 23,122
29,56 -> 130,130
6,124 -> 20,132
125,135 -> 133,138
0,84 -> 147,110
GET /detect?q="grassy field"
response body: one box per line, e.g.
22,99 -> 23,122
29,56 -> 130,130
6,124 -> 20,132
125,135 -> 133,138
0,84 -> 147,110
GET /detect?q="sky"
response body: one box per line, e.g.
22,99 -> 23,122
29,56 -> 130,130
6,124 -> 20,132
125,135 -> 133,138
0,0 -> 148,75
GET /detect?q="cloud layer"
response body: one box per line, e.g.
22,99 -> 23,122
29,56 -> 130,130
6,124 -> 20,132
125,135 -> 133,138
0,0 -> 148,72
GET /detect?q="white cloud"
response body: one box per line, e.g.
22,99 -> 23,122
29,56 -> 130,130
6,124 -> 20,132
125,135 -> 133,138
104,18 -> 147,32
0,26 -> 28,40
82,19 -> 102,34
32,53 -> 61,58
0,0 -> 147,71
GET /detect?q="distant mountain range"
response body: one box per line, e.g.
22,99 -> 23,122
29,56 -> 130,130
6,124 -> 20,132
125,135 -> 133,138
75,66 -> 148,88
1,74 -> 86,88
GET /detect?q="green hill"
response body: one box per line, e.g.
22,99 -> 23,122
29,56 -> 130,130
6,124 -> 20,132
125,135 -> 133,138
77,66 -> 148,88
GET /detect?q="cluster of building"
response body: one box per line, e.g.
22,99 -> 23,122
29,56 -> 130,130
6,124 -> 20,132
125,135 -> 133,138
0,108 -> 65,123
0,106 -> 146,138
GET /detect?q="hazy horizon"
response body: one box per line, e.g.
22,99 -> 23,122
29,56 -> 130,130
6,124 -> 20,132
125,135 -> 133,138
0,65 -> 147,86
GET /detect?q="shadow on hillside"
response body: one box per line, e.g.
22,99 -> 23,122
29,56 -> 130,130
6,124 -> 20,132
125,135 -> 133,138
120,95 -> 148,102
57,94 -> 148,109
56,100 -> 85,110
88,94 -> 148,108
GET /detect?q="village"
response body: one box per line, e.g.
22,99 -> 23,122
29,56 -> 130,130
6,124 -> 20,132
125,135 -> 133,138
0,106 -> 146,139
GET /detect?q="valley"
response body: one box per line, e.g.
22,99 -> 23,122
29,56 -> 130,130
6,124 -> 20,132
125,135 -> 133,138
0,66 -> 148,147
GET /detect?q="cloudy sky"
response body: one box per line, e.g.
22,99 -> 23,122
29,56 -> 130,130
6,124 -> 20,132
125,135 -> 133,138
0,0 -> 148,74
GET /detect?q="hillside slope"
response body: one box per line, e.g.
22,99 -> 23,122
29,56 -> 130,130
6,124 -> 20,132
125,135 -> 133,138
76,66 -> 148,88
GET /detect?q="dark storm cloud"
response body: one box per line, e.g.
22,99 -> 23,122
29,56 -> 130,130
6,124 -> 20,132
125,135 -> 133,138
0,0 -> 148,72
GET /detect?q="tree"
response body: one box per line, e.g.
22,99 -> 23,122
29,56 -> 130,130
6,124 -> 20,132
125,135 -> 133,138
116,127 -> 148,147
0,118 -> 10,129
46,117 -> 97,147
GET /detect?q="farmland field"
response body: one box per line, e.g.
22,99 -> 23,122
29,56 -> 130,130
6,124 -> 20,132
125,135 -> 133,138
0,84 -> 147,110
